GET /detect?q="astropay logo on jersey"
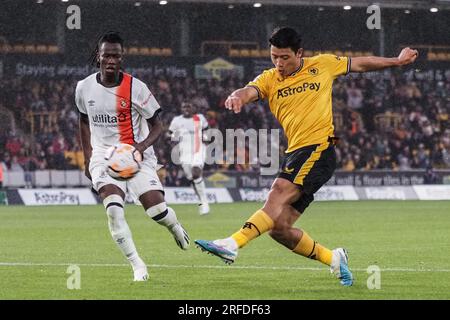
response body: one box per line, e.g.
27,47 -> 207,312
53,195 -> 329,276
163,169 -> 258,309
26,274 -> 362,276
92,113 -> 127,127
277,82 -> 321,99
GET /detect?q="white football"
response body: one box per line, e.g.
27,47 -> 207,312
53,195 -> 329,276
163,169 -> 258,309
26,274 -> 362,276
104,143 -> 142,180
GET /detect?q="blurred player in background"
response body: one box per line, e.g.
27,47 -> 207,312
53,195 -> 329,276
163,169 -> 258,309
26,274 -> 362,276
76,32 -> 190,282
195,27 -> 418,286
169,101 -> 210,215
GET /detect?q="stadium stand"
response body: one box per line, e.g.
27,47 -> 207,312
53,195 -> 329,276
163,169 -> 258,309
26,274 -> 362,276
1,67 -> 449,187
1,0 -> 449,188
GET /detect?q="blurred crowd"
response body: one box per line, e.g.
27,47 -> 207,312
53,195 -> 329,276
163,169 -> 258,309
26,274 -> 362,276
332,71 -> 450,171
1,67 -> 449,186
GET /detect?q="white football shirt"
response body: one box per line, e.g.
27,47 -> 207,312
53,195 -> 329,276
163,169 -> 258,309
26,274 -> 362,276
169,114 -> 208,164
75,72 -> 160,162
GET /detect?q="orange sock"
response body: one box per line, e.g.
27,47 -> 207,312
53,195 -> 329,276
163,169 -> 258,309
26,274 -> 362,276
231,209 -> 274,248
292,231 -> 333,266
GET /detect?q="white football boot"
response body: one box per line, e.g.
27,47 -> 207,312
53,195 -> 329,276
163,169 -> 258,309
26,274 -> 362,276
330,248 -> 353,286
169,223 -> 190,250
195,237 -> 238,265
132,260 -> 149,282
199,203 -> 210,215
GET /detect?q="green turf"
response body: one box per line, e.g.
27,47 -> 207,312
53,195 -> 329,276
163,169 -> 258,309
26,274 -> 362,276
0,201 -> 449,299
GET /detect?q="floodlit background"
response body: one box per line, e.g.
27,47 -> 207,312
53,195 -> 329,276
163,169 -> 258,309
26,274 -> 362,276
0,0 -> 449,300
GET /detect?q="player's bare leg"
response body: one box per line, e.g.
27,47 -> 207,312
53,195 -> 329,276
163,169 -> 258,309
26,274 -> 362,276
99,184 -> 148,281
267,196 -> 334,264
195,178 -> 298,264
195,178 -> 353,285
265,182 -> 352,286
140,190 -> 190,250
191,166 -> 209,215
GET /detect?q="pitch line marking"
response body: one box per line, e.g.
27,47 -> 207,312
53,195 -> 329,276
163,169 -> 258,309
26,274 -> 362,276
0,262 -> 449,273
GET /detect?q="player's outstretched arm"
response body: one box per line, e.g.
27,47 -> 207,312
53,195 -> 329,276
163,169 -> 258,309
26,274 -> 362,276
224,86 -> 259,114
79,113 -> 92,180
351,47 -> 418,73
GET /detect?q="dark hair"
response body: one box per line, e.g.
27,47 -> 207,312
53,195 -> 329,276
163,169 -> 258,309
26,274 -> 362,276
269,27 -> 302,53
181,101 -> 196,110
89,31 -> 124,66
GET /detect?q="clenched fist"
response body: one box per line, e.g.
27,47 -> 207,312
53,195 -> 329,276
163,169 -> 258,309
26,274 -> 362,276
397,47 -> 419,66
224,95 -> 244,114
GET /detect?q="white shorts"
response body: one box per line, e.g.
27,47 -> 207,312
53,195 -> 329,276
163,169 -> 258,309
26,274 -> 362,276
180,149 -> 205,166
90,152 -> 163,199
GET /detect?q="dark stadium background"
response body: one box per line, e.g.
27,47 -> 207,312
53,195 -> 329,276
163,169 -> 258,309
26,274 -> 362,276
0,0 -> 450,303
0,0 -> 449,189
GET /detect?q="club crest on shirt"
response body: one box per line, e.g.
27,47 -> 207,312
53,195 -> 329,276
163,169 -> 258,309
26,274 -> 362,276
308,67 -> 319,76
120,99 -> 128,108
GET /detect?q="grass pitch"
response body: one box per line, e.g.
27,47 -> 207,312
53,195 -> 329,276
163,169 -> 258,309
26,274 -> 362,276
0,201 -> 449,300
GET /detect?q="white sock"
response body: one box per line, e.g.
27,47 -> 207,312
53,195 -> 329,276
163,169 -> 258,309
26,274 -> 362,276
130,256 -> 146,272
146,203 -> 178,228
214,237 -> 239,251
103,195 -> 141,269
220,237 -> 238,251
193,177 -> 208,204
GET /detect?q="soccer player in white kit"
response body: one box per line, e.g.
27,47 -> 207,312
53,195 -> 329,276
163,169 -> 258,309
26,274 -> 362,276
76,32 -> 190,281
169,102 -> 210,215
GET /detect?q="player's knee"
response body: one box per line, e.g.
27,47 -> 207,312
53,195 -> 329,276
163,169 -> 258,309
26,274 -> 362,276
146,203 -> 178,227
272,178 -> 298,195
138,190 -> 165,210
264,188 -> 282,210
103,194 -> 124,218
103,195 -> 126,236
268,182 -> 294,203
146,202 -> 168,221
269,182 -> 284,196
263,187 -> 286,216
99,185 -> 125,200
